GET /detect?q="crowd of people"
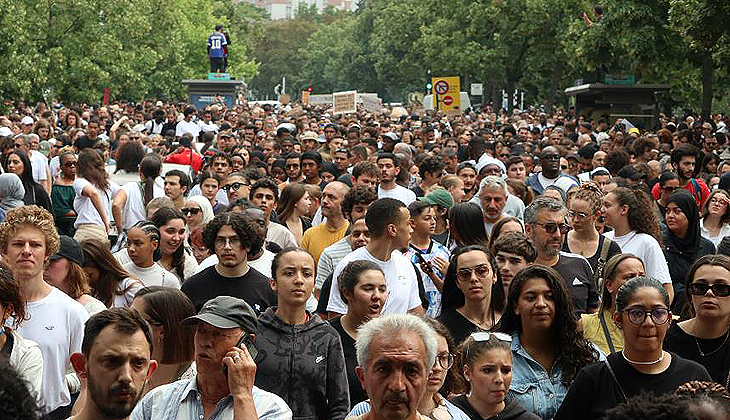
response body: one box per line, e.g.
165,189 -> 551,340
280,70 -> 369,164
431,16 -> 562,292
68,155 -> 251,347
0,98 -> 729,420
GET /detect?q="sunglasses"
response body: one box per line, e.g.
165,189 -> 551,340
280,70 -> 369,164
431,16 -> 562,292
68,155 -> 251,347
63,161 -> 77,167
623,307 -> 670,325
222,182 -> 245,192
470,332 -> 512,342
181,208 -> 201,216
457,264 -> 491,282
688,282 -> 730,297
533,222 -> 570,234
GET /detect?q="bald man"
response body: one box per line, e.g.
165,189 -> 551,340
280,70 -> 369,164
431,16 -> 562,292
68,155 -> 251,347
301,181 -> 351,264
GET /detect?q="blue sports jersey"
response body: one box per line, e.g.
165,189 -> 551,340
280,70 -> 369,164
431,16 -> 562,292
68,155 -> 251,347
208,32 -> 227,58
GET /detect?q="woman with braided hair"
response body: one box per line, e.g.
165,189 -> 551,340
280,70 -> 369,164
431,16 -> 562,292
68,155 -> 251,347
122,221 -> 180,288
563,182 -> 621,274
602,186 -> 674,303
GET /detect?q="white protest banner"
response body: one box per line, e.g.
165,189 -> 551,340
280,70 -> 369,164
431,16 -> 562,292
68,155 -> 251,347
359,94 -> 383,113
332,90 -> 357,114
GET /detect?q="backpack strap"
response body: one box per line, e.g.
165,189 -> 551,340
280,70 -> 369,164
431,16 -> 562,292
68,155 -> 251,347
604,358 -> 627,402
593,236 -> 612,286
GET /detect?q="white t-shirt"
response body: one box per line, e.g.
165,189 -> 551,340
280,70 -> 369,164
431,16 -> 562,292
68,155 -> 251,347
29,150 -> 49,184
49,155 -> 62,181
175,120 -> 201,138
73,177 -> 119,227
537,172 -> 579,192
122,262 -> 181,289
119,179 -> 165,231
327,247 -> 422,315
14,287 -> 88,413
249,249 -> 275,278
378,184 -> 417,206
198,121 -> 219,133
603,230 -> 671,284
113,278 -> 144,308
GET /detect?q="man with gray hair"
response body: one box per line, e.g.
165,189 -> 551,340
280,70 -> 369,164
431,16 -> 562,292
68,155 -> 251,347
353,314 -> 438,420
524,196 -> 598,315
478,175 -> 510,234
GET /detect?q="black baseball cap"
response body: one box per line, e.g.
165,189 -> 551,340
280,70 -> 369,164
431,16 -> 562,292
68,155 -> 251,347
182,296 -> 258,333
50,235 -> 84,266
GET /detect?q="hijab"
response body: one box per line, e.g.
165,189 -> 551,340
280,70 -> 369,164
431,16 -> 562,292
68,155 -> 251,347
666,189 -> 701,257
0,173 -> 25,211
186,195 -> 214,225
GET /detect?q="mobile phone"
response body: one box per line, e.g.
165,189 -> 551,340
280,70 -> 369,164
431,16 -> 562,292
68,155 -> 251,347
415,253 -> 434,274
222,334 -> 258,378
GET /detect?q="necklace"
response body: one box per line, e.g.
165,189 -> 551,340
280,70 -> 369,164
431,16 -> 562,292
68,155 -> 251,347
695,329 -> 730,357
621,350 -> 664,365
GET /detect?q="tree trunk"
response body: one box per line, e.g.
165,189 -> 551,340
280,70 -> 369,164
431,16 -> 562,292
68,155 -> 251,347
701,52 -> 713,121
506,79 -> 515,111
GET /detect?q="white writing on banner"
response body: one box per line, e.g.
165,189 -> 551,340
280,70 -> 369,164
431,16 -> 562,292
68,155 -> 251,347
332,90 -> 357,114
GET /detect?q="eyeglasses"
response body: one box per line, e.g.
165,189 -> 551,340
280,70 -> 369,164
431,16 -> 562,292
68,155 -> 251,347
435,352 -> 454,369
567,210 -> 589,221
214,236 -> 241,248
688,282 -> 730,297
542,154 -> 560,161
181,208 -> 201,216
623,307 -> 670,325
470,332 -> 512,342
533,222 -> 570,234
499,153 -> 510,159
222,182 -> 246,192
63,161 -> 77,167
457,264 -> 491,282
662,186 -> 680,193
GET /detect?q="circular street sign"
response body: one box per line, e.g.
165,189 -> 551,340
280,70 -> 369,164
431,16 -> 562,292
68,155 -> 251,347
434,80 -> 449,95
443,95 -> 453,105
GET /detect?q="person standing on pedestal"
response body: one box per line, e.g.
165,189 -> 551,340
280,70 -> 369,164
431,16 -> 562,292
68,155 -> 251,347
207,24 -> 227,73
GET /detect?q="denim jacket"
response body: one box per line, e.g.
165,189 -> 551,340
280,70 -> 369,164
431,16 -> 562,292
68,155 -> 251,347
508,333 -> 567,420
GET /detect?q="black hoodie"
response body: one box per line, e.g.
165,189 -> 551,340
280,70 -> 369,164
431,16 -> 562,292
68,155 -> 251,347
255,307 -> 350,420
449,395 -> 540,420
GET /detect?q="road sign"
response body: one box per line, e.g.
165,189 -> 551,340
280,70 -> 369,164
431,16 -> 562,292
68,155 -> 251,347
431,76 -> 461,113
470,83 -> 483,96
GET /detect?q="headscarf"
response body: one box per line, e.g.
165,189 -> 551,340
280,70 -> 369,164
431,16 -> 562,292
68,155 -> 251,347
186,195 -> 214,225
0,173 -> 25,211
666,189 -> 701,257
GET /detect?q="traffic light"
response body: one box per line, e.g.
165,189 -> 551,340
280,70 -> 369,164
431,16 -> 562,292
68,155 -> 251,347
307,86 -> 313,93
426,82 -> 432,91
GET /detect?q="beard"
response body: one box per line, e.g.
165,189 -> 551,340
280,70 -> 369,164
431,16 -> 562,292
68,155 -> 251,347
87,374 -> 143,419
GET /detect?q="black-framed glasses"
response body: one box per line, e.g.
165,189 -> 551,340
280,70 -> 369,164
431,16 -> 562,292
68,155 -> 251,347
222,182 -> 245,192
624,307 -> 670,325
542,154 -> 560,161
688,282 -> 730,297
435,352 -> 454,369
533,222 -> 570,234
181,208 -> 201,216
457,264 -> 491,282
63,161 -> 77,167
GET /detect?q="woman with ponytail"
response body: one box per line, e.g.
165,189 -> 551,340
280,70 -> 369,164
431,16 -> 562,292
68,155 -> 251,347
111,154 -> 163,249
602,186 -> 674,303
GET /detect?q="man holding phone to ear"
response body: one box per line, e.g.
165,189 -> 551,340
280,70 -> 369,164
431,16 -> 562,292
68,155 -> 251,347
132,296 -> 292,420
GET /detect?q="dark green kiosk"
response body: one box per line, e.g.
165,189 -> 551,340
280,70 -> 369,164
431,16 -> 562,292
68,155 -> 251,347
565,76 -> 670,130
182,73 -> 244,110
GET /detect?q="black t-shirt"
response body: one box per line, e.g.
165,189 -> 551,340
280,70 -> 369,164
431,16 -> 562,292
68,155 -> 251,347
664,322 -> 730,384
437,308 -> 486,346
561,235 -> 622,274
329,317 -> 367,408
181,265 -> 277,314
555,352 -> 711,420
410,185 -> 425,197
431,230 -> 449,246
551,253 -> 599,314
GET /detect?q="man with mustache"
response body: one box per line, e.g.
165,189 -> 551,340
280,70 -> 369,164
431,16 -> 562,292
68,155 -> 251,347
352,314 -> 438,420
70,308 -> 158,420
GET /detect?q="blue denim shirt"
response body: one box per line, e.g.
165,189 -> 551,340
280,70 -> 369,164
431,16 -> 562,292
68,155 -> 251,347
508,333 -> 604,420
131,375 -> 292,420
